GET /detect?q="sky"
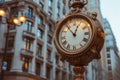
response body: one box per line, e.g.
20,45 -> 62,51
100,0 -> 120,52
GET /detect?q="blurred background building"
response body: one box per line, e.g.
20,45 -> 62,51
0,0 -> 75,80
0,0 -> 120,80
103,18 -> 120,80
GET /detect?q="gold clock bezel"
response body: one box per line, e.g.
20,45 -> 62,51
54,13 -> 97,56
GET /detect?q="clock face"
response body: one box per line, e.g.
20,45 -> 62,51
58,16 -> 93,54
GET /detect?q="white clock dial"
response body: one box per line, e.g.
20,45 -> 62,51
59,18 -> 93,53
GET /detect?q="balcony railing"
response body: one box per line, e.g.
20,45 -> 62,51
38,23 -> 45,30
36,55 -> 44,63
22,30 -> 35,40
20,48 -> 33,58
0,48 -> 14,54
46,59 -> 53,65
56,63 -> 61,68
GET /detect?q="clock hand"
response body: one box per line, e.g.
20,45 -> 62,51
66,24 -> 75,36
74,22 -> 81,34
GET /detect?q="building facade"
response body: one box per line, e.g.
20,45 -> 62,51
103,18 -> 120,80
0,0 -> 75,80
85,0 -> 108,80
86,1 -> 120,80
0,0 -> 120,80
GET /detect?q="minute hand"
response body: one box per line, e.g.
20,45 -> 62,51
66,24 -> 74,35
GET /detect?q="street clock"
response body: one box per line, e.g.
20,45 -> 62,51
54,0 -> 104,66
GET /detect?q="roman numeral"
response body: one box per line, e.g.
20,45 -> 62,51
67,44 -> 70,49
62,30 -> 67,33
62,40 -> 67,45
73,46 -> 76,50
61,36 -> 66,40
82,26 -> 87,30
83,38 -> 88,42
80,43 -> 83,47
84,32 -> 89,35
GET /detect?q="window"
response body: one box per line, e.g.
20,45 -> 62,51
26,20 -> 33,32
48,11 -> 52,17
69,65 -> 72,72
39,1 -> 44,9
63,7 -> 66,15
48,24 -> 53,32
37,28 -> 43,39
10,7 -> 18,17
46,49 -> 51,61
38,16 -> 43,25
26,7 -> 33,17
57,13 -> 60,19
9,25 -> 16,30
22,57 -> 29,72
57,1 -> 60,9
69,74 -> 74,80
108,66 -> 112,70
62,0 -> 66,5
62,72 -> 66,80
36,44 -> 42,57
55,55 -> 59,65
47,35 -> 52,44
61,61 -> 65,68
46,66 -> 51,79
57,4 -> 60,18
55,70 -> 60,80
35,62 -> 41,76
7,36 -> 14,48
106,40 -> 110,47
108,60 -> 111,64
48,0 -> 52,10
107,54 -> 110,58
106,48 -> 110,52
24,38 -> 32,50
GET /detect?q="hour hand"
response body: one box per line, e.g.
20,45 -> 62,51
74,22 -> 81,34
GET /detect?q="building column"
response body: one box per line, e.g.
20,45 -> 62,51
0,24 -> 5,49
29,16 -> 38,74
41,23 -> 48,79
10,25 -> 24,72
29,47 -> 36,74
51,48 -> 56,80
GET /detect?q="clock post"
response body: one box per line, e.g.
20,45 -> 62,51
54,0 -> 105,80
73,66 -> 85,80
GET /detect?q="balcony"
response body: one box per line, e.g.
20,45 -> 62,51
0,48 -> 14,56
47,59 -> 53,63
37,55 -> 44,59
20,48 -> 33,58
4,30 -> 16,37
48,30 -> 54,36
62,67 -> 67,72
22,30 -> 35,40
56,63 -> 61,69
46,59 -> 53,67
38,23 -> 45,31
36,55 -> 44,63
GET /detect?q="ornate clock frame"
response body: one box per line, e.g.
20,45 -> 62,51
54,13 -> 104,66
